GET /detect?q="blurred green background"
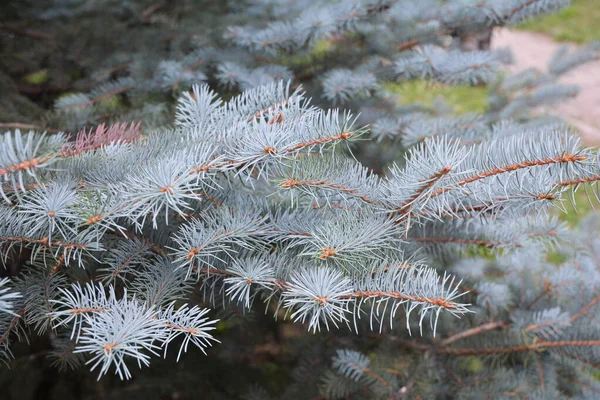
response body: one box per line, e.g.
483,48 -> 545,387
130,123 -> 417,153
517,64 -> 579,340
518,0 -> 600,43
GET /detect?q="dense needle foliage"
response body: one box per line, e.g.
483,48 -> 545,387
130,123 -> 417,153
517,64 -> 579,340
2,1 -> 600,399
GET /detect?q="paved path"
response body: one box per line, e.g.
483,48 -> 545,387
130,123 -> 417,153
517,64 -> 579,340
492,29 -> 600,145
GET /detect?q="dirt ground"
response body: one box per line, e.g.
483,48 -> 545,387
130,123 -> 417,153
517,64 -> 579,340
492,29 -> 600,145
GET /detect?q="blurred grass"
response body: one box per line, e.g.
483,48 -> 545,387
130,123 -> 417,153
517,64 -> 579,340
518,0 -> 600,43
382,80 -> 489,114
283,39 -> 334,67
22,70 -> 49,85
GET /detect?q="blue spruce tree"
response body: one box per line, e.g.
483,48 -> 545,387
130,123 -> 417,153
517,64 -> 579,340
1,0 -> 600,398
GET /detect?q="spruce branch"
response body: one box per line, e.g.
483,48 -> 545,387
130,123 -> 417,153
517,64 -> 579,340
432,149 -> 589,199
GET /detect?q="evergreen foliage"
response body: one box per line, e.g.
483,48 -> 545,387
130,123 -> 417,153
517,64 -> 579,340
1,0 -> 600,399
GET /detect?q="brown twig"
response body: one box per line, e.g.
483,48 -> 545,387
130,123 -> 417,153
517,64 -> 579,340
440,321 -> 507,346
411,237 -> 521,248
395,166 -> 452,216
0,24 -> 53,40
431,153 -> 587,199
438,340 -> 600,356
0,123 -> 60,133
140,1 -> 166,24
279,179 -> 379,206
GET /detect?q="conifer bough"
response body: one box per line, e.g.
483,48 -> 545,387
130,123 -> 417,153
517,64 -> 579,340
1,80 -> 600,390
2,0 -> 600,398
